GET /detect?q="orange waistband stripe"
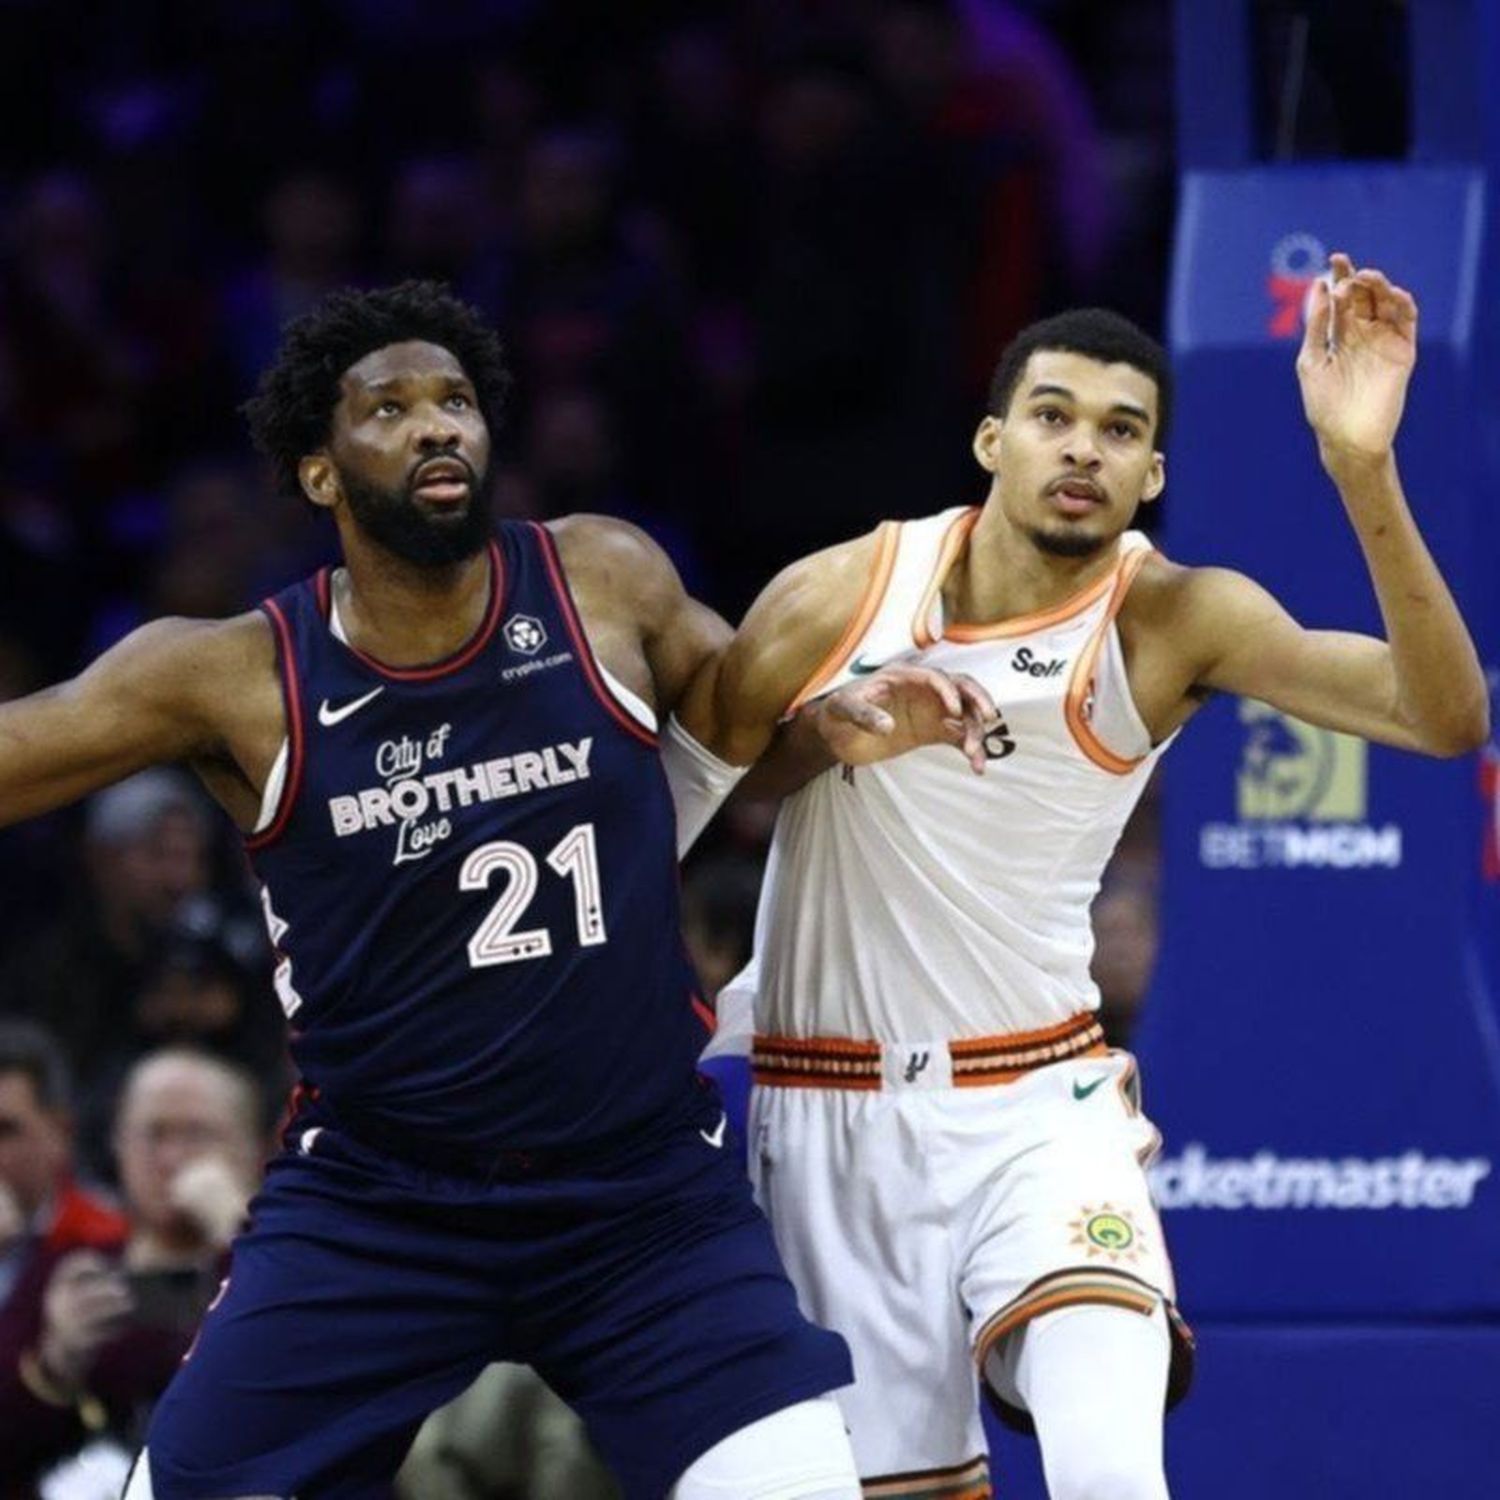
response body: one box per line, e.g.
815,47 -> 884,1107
752,1012 -> 1105,1090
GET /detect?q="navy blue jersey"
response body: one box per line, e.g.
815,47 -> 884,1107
247,521 -> 711,1153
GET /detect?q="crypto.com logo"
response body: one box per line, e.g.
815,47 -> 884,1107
1267,232 -> 1327,339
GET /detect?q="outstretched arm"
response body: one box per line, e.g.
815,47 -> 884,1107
1184,254 -> 1486,756
0,616 -> 266,826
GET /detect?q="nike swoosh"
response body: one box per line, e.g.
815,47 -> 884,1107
317,687 -> 385,727
849,655 -> 884,676
699,1113 -> 727,1149
1072,1076 -> 1108,1101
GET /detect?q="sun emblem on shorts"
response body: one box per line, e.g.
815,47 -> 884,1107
1069,1204 -> 1144,1265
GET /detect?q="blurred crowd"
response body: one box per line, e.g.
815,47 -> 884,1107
0,1 -> 1172,1494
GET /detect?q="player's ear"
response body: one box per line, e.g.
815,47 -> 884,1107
299,452 -> 340,512
973,415 -> 1002,474
1140,450 -> 1166,504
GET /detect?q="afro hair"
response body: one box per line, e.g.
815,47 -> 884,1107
242,280 -> 512,499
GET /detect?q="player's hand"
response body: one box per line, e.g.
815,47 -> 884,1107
813,665 -> 998,774
1296,251 -> 1417,471
38,1250 -> 134,1390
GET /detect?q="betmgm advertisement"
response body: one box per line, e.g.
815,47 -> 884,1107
1143,694 -> 1499,1314
1197,699 -> 1401,871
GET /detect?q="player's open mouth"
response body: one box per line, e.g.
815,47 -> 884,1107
411,459 -> 473,505
1047,480 -> 1105,517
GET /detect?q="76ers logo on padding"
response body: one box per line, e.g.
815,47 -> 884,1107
504,614 -> 548,655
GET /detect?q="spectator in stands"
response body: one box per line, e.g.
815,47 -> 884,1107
74,904 -> 290,1180
0,1049 -> 264,1496
0,1023 -> 125,1314
0,771 -> 213,1089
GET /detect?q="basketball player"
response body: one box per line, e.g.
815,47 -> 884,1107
0,280 -> 970,1500
680,254 -> 1488,1499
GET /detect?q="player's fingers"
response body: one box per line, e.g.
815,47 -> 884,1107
962,718 -> 987,775
950,672 -> 998,727
1328,277 -> 1356,346
888,664 -> 962,719
1382,284 -> 1418,325
1300,276 -> 1331,357
1328,250 -> 1354,282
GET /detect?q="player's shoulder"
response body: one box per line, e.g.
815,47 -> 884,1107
747,524 -> 889,636
545,513 -> 684,620
77,611 -> 279,752
106,610 -> 275,684
1123,552 -> 1274,653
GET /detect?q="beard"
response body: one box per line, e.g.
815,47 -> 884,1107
1025,523 -> 1110,559
342,458 -> 495,566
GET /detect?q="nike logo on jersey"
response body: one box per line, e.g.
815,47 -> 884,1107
1072,1076 -> 1108,1101
849,655 -> 885,675
699,1112 -> 727,1149
318,687 -> 385,726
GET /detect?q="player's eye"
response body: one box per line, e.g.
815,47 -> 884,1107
1036,407 -> 1065,425
1110,422 -> 1140,441
445,392 -> 472,410
376,400 -> 403,417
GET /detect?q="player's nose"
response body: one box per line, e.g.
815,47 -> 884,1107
1061,429 -> 1104,469
412,402 -> 464,453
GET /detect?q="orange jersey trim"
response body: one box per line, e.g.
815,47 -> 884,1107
787,522 -> 901,714
911,508 -> 980,648
1063,546 -> 1153,775
943,560 -> 1119,643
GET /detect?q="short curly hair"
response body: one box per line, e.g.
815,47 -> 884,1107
988,307 -> 1171,448
242,281 -> 512,499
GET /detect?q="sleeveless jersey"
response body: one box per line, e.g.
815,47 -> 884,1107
717,506 -> 1172,1048
247,521 -> 709,1153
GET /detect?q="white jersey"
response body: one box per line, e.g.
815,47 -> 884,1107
717,505 -> 1172,1049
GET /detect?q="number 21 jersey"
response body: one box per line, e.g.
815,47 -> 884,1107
246,520 -> 708,1154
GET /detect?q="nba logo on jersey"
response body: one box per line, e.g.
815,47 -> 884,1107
505,613 -> 547,654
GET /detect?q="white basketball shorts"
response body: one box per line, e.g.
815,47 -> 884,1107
749,1039 -> 1194,1492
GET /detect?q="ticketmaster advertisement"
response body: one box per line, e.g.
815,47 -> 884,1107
1135,167 -> 1500,1318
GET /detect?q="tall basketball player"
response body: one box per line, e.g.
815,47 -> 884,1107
681,255 -> 1488,1499
0,282 -> 908,1500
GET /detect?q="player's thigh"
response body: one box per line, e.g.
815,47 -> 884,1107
958,1063 -> 1190,1426
750,1087 -> 988,1487
533,1125 -> 853,1500
139,1161 -> 501,1498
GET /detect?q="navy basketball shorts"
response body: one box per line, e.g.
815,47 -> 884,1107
132,1089 -> 852,1500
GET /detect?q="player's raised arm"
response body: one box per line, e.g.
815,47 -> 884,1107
1181,253 -> 1486,756
0,615 -> 264,825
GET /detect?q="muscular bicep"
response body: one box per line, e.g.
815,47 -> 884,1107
1190,569 -> 1425,751
649,592 -> 733,723
0,617 -> 256,826
682,531 -> 882,767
